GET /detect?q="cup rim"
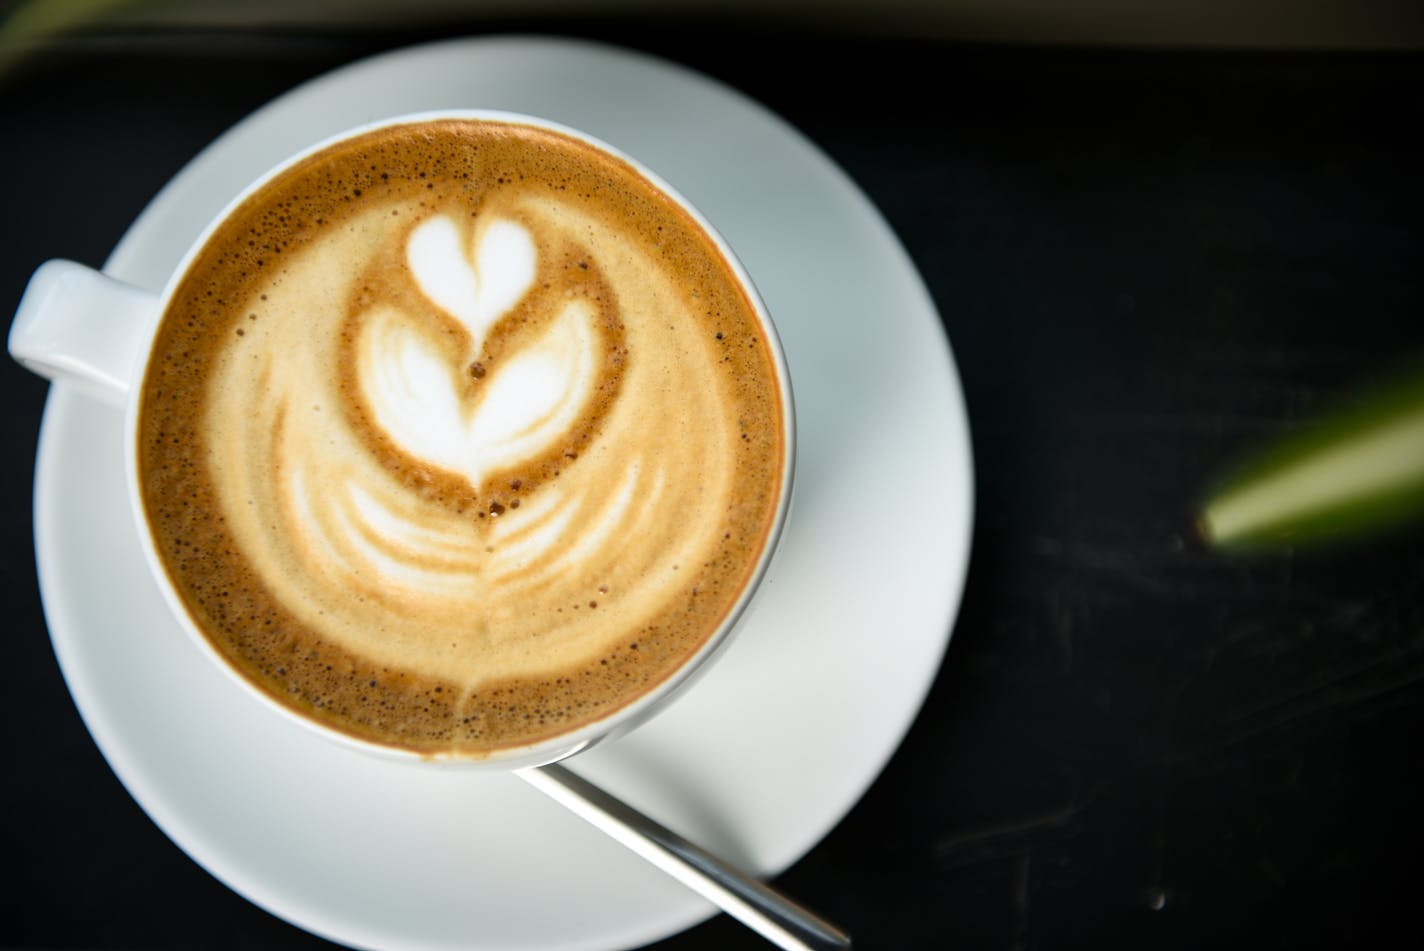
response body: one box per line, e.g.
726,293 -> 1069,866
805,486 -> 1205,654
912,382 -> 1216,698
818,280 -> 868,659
121,108 -> 797,768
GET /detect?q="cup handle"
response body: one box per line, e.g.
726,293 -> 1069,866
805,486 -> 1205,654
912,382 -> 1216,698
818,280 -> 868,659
8,259 -> 158,407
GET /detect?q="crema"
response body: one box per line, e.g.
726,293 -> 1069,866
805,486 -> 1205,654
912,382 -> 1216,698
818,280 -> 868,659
138,119 -> 786,756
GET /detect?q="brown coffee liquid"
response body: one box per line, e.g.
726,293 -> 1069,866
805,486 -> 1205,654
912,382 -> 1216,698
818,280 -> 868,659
138,119 -> 786,756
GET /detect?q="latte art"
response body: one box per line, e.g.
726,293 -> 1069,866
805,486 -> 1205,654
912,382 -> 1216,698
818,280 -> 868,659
210,197 -> 732,684
358,215 -> 599,491
138,119 -> 786,756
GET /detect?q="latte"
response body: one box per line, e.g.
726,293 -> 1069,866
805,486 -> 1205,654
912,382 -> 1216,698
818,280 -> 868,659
137,118 -> 787,757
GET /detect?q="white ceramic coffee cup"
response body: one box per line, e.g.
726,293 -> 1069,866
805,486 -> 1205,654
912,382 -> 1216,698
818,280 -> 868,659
9,110 -> 796,771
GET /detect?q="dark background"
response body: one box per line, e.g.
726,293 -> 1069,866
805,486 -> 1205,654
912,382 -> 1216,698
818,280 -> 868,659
2,7 -> 1422,950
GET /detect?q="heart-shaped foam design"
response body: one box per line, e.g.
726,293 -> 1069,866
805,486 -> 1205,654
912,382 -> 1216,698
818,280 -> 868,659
357,215 -> 596,489
407,214 -> 533,353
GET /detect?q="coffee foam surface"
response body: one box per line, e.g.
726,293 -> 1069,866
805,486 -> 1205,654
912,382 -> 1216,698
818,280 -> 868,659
138,120 -> 785,755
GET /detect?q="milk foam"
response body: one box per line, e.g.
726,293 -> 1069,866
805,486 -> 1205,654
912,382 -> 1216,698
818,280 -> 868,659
406,214 -> 534,352
359,215 -> 598,487
139,119 -> 786,754
203,194 -> 733,684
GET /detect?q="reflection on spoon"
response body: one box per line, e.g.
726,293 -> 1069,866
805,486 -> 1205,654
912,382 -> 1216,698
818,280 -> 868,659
518,764 -> 853,950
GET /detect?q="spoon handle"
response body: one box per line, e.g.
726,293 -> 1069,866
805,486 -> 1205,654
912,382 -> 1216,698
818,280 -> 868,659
517,763 -> 852,951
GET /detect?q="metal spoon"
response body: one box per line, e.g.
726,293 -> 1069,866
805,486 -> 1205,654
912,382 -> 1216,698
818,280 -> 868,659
518,764 -> 852,950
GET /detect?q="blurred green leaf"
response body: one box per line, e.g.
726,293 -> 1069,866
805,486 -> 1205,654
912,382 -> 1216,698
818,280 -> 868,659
0,0 -> 155,76
1199,359 -> 1424,552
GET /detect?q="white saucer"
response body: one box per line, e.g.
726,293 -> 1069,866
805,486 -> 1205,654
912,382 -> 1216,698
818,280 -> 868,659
34,36 -> 973,951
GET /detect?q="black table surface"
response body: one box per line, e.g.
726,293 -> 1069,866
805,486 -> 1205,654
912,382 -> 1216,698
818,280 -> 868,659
3,14 -> 1422,951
